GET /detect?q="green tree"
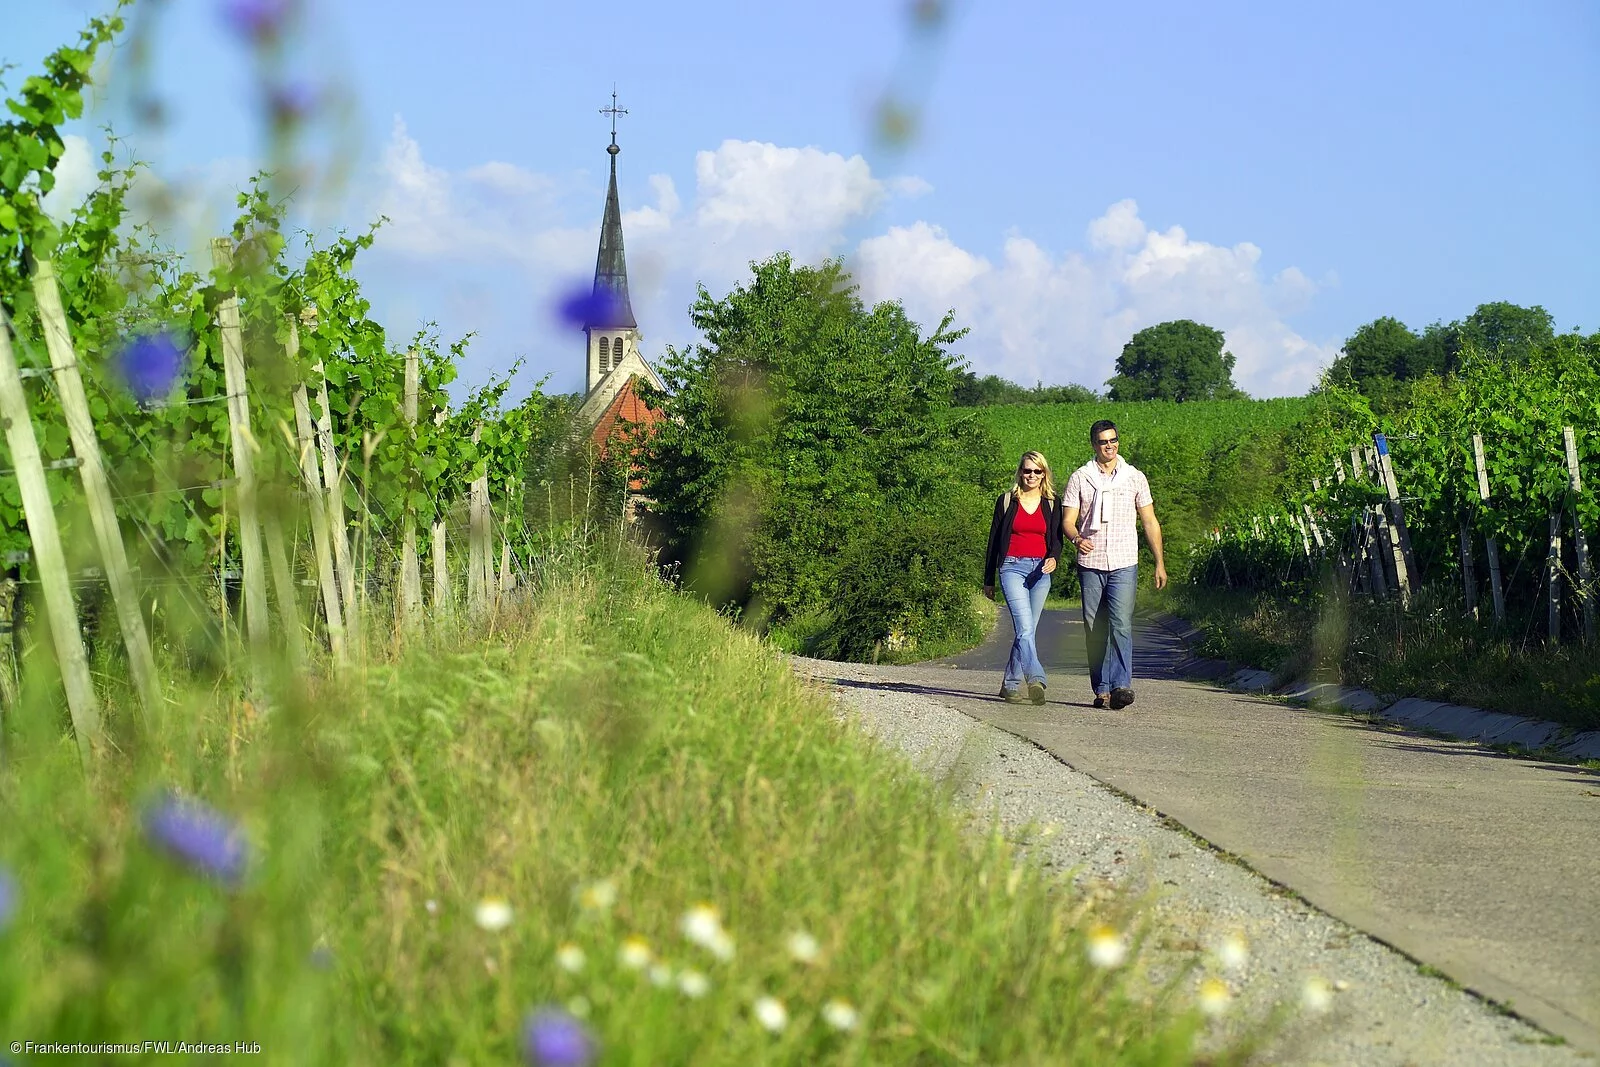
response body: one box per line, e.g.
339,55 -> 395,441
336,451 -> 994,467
1460,301 -> 1555,361
641,254 -> 1001,655
952,370 -> 1099,406
1105,320 -> 1245,402
1333,316 -> 1417,382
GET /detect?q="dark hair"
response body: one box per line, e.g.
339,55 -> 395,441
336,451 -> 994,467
1089,419 -> 1117,443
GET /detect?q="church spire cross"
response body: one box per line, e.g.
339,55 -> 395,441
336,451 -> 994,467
600,88 -> 627,152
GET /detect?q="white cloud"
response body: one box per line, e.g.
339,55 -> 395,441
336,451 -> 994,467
41,134 -> 97,221
363,122 -> 1335,398
855,200 -> 1338,396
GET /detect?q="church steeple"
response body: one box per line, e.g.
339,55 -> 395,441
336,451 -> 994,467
590,92 -> 637,331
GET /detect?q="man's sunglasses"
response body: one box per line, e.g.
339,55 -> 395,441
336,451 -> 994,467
1095,437 -> 1119,447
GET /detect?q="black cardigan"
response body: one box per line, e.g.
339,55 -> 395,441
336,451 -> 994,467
983,491 -> 1064,587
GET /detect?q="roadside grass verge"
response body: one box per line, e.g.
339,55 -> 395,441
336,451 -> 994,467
1,544 -> 1256,1064
1160,582 -> 1600,732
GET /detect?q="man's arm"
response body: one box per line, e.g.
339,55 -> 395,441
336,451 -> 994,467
1137,502 -> 1167,589
1062,504 -> 1091,554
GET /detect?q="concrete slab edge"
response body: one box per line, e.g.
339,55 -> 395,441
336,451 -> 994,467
1150,612 -> 1600,764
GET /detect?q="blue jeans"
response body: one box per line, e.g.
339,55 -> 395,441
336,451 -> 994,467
998,556 -> 1051,690
1079,565 -> 1137,695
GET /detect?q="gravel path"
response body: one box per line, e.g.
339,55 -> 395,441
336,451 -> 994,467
795,656 -> 1594,1066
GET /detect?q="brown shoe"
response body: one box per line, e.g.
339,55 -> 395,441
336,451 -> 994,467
1001,688 -> 1027,704
1092,694 -> 1108,709
1028,681 -> 1047,705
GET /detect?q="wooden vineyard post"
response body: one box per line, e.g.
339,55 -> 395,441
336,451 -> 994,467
1373,433 -> 1416,604
397,350 -> 423,624
499,479 -> 516,596
1564,426 -> 1593,642
1364,510 -> 1388,600
288,321 -> 346,663
467,425 -> 487,613
0,313 -> 100,763
1459,521 -> 1478,619
31,259 -> 160,723
1546,513 -> 1562,644
1334,455 -> 1346,484
1302,503 -> 1326,551
313,366 -> 358,647
211,239 -> 270,655
1472,434 -> 1505,624
263,507 -> 307,670
428,407 -> 450,617
1350,447 -> 1364,482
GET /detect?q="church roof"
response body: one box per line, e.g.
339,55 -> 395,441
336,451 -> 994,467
589,373 -> 662,452
589,143 -> 638,330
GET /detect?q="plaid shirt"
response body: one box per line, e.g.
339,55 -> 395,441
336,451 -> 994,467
1062,459 -> 1153,571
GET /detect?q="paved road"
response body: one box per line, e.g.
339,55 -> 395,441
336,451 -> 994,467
829,606 -> 1600,1052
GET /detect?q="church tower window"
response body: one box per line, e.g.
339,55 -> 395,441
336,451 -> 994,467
599,336 -> 611,373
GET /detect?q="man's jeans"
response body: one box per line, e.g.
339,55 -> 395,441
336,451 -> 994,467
998,556 -> 1051,691
1079,565 -> 1136,695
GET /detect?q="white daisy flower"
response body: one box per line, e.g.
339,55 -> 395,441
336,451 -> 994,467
1086,924 -> 1127,969
680,903 -> 724,949
578,878 -> 618,913
1198,977 -> 1232,1016
822,998 -> 859,1032
786,930 -> 820,964
1214,933 -> 1249,972
677,969 -> 710,999
1302,975 -> 1333,1013
556,942 -> 586,974
424,898 -> 439,916
474,897 -> 513,932
753,995 -> 788,1033
648,961 -> 674,988
618,935 -> 653,971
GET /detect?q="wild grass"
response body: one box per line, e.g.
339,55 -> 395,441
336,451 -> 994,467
1162,581 -> 1600,732
0,541 -> 1258,1064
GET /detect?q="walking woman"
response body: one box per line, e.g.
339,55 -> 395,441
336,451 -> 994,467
983,451 -> 1064,704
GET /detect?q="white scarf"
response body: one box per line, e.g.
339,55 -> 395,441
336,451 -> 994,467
1078,459 -> 1124,536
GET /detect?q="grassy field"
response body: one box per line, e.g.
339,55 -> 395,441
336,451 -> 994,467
973,398 -> 1312,585
0,542 -> 1260,1064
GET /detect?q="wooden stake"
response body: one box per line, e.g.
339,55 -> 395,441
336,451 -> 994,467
31,259 -> 159,723
313,367 -> 358,647
467,425 -> 487,612
0,314 -> 99,762
288,322 -> 345,662
1334,455 -> 1346,484
1547,512 -> 1562,644
398,349 -> 422,623
1564,426 -> 1593,642
1458,521 -> 1477,619
211,239 -> 269,654
1303,503 -> 1325,550
1374,434 -> 1416,602
431,519 -> 450,615
1472,433 -> 1505,624
1350,447 -> 1364,481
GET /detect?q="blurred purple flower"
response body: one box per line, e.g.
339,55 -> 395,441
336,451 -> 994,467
309,942 -> 335,970
553,284 -> 620,329
142,792 -> 249,886
267,81 -> 319,124
221,0 -> 294,42
114,332 -> 185,402
521,1008 -> 596,1067
0,866 -> 16,930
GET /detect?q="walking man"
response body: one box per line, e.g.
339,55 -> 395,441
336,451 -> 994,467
1061,420 -> 1167,709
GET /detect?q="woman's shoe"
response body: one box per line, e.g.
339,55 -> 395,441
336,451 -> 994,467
1028,681 -> 1047,705
1001,688 -> 1028,704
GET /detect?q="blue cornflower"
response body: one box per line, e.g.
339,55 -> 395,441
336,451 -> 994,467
554,284 -> 621,329
221,0 -> 294,41
113,331 -> 185,402
521,1007 -> 596,1067
142,792 -> 250,886
0,866 -> 16,930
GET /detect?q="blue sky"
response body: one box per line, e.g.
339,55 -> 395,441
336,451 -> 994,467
9,0 -> 1598,399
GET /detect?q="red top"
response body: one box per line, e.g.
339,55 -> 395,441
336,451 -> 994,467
1006,501 -> 1048,558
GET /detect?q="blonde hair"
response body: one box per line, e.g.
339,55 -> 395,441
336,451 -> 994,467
1010,450 -> 1055,501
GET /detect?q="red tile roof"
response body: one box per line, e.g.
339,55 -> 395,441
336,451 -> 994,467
589,375 -> 663,490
